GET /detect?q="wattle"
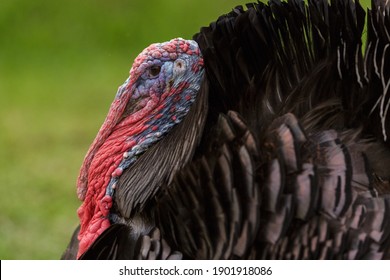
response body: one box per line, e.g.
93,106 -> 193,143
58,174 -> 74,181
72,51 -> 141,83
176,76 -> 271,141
76,115 -> 151,258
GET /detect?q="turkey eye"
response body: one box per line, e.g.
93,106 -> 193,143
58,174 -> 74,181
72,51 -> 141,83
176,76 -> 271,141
149,66 -> 161,77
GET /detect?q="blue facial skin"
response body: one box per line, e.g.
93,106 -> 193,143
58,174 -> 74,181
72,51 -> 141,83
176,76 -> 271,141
104,40 -> 204,203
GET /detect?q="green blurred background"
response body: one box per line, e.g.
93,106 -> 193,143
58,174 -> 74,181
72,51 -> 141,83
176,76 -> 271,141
0,0 -> 371,259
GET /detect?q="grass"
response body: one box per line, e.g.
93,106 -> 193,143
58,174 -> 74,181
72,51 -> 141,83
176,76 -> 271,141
0,0 -> 372,259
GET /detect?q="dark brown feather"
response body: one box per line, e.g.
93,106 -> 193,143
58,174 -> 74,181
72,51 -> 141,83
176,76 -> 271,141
156,111 -> 260,259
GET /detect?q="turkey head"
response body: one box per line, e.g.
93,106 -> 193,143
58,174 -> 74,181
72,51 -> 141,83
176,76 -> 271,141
75,38 -> 205,258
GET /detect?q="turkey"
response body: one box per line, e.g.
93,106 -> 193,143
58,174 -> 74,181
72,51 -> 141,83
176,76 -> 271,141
62,0 -> 390,260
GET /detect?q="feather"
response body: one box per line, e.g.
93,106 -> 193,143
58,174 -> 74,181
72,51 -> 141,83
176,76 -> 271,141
157,112 -> 260,259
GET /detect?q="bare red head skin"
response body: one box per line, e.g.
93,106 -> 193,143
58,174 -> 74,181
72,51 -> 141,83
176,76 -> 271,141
75,38 -> 204,258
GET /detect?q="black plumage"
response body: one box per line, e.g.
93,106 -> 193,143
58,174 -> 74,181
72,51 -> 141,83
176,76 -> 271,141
62,0 -> 390,260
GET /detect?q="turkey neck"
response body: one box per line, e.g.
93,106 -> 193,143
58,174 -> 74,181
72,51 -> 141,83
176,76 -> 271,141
75,105 -> 153,258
